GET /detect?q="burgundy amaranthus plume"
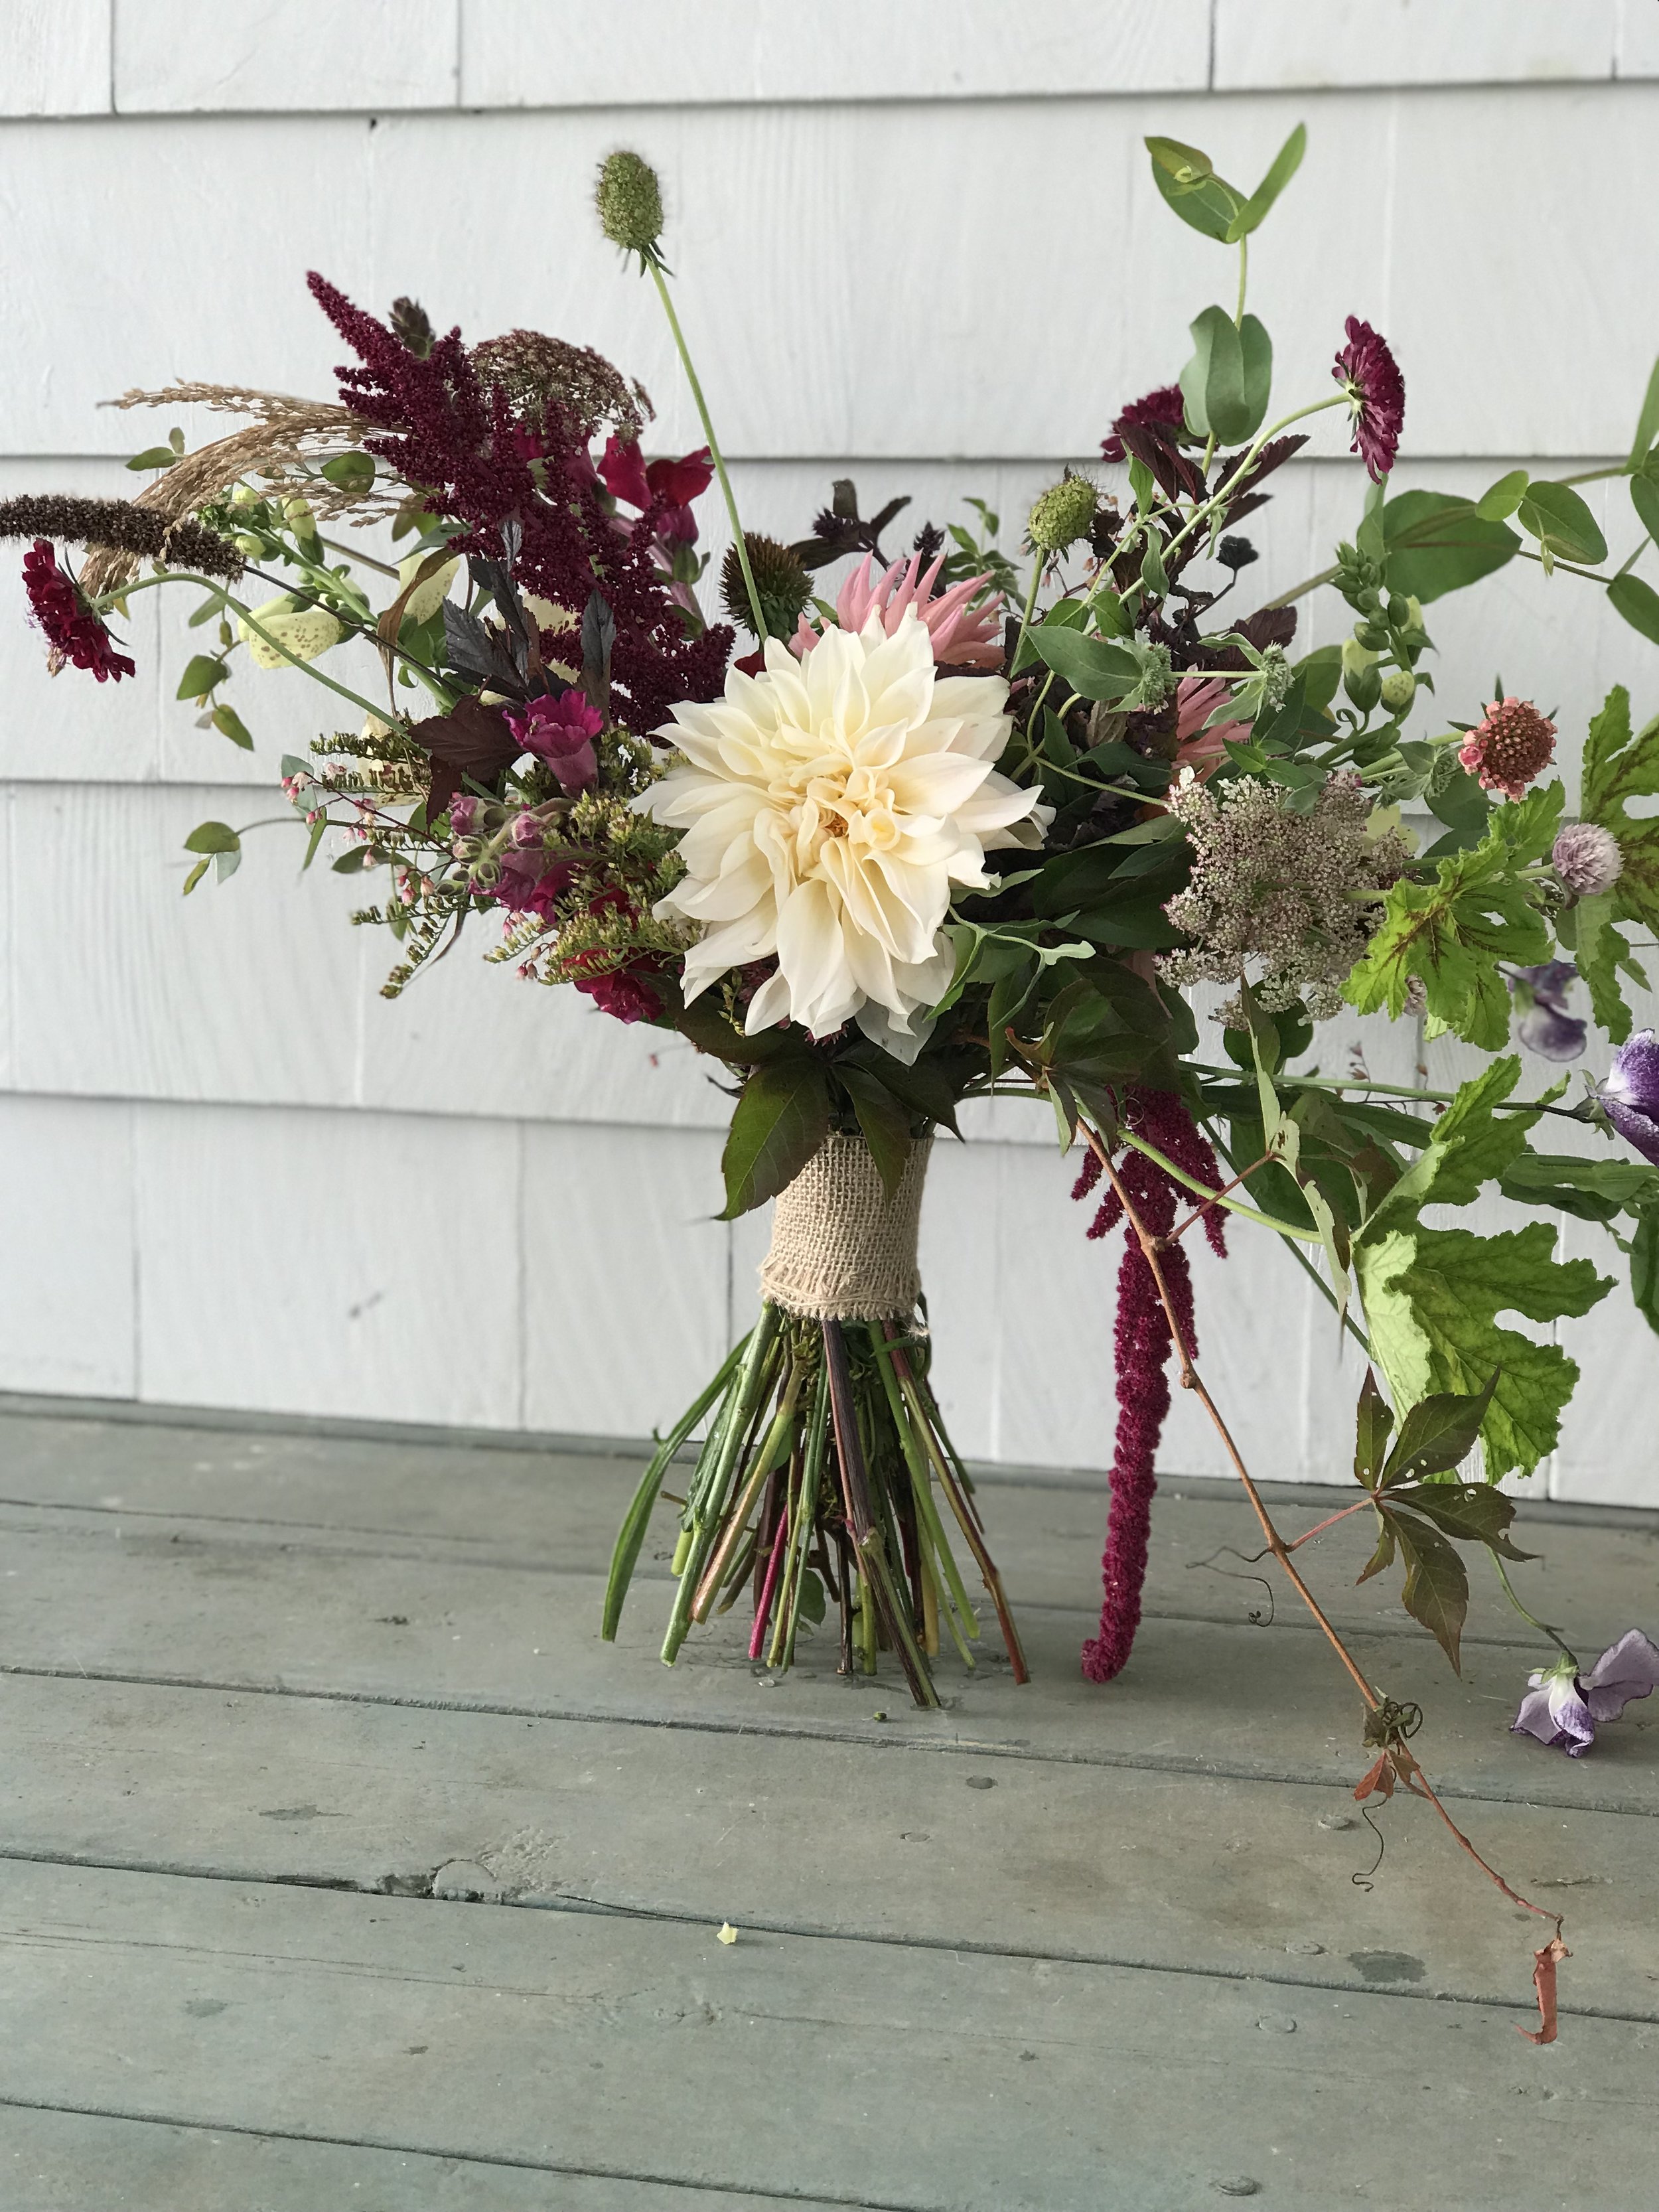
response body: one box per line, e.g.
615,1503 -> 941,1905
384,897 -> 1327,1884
1072,1088 -> 1227,1683
305,275 -> 731,731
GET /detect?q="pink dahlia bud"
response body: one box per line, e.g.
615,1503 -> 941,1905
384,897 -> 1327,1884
1457,696 -> 1557,801
1551,820 -> 1623,897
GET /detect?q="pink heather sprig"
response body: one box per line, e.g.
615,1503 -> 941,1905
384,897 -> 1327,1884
1072,1090 -> 1227,1683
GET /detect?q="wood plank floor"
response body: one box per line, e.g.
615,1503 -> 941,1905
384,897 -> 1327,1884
1,1404 -> 1656,2209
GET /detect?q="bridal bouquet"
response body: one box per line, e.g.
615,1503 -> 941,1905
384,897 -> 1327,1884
10,121 -> 1659,2020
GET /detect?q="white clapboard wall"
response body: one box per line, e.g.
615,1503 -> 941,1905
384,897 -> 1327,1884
2,1 -> 1657,1502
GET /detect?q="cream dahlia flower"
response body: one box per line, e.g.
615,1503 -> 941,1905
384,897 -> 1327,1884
641,611 -> 1048,1051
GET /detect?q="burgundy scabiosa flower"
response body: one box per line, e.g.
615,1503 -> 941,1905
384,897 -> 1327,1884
1100,383 -> 1187,465
21,539 -> 135,682
1597,1029 -> 1659,1163
1507,961 -> 1587,1063
1458,695 -> 1557,801
1072,1089 -> 1228,1683
1512,1631 -> 1659,1757
1552,821 -> 1623,897
506,688 -> 604,793
1332,317 -> 1406,482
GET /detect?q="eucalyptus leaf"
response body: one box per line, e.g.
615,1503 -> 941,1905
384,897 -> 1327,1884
182,820 -> 240,855
1226,123 -> 1306,242
1608,572 -> 1659,648
1028,624 -> 1140,702
1474,469 -> 1529,523
1516,480 -> 1608,566
1145,135 -> 1242,242
1381,490 -> 1518,602
1628,352 -> 1659,468
1629,473 -> 1659,547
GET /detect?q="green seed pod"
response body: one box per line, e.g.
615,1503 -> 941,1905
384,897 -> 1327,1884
1354,620 -> 1390,651
1027,475 -> 1098,554
721,533 -> 812,640
1379,668 -> 1416,714
595,149 -> 665,257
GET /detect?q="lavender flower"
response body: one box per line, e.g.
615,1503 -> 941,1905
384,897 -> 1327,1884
1598,1029 -> 1659,1163
1507,960 -> 1587,1063
1512,1631 -> 1659,1757
1552,820 -> 1623,897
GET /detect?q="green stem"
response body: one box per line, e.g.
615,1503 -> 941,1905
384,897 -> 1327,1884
1234,234 -> 1249,328
1514,548 -> 1615,584
1259,561 -> 1341,611
1491,1551 -> 1579,1670
1012,554 -> 1045,678
647,259 -> 766,640
1615,535 -> 1651,580
99,571 -> 393,724
1202,1116 -> 1372,1354
1114,1126 -> 1324,1242
1161,392 -> 1349,571
602,1336 -> 747,1640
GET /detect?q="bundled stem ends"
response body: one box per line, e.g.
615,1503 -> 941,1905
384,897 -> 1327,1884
604,1134 -> 1027,1706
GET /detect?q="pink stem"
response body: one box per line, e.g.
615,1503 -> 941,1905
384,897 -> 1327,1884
749,1506 -> 790,1660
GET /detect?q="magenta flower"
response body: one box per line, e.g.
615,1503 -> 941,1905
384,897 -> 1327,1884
1598,1029 -> 1659,1164
506,687 -> 603,793
598,437 -> 714,546
1333,317 -> 1406,482
1512,1631 -> 1659,1757
1100,384 -> 1187,464
1506,961 -> 1587,1063
21,538 -> 135,681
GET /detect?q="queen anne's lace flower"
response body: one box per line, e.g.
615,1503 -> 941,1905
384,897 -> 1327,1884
641,611 -> 1047,1048
1160,769 -> 1412,1023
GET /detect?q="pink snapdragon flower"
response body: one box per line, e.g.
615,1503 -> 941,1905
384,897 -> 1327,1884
506,687 -> 603,793
1171,674 -> 1250,780
790,552 -> 1004,671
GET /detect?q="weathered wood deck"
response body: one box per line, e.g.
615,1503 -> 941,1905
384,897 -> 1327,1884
1,1399 -> 1656,2209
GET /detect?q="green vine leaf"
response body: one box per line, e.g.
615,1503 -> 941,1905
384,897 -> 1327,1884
1352,1059 -> 1615,1480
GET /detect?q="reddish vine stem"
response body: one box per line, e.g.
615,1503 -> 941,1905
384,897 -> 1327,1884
1076,1115 -> 1570,1979
1169,1152 -> 1272,1242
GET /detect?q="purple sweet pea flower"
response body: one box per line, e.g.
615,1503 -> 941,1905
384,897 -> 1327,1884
1597,1029 -> 1659,1164
1512,1630 -> 1659,1757
507,687 -> 603,794
1506,960 -> 1588,1062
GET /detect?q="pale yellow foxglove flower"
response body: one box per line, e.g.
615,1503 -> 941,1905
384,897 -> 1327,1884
396,552 -> 461,627
238,595 -> 343,670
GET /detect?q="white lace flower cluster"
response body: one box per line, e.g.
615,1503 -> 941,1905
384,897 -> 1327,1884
1160,768 -> 1413,1023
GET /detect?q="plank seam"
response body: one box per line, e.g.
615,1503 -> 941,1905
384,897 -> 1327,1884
3,1661 -> 1650,1818
0,2094 -> 914,2212
1,1845 -> 1650,2027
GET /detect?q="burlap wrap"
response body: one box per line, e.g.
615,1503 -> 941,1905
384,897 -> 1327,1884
758,1131 -> 931,1321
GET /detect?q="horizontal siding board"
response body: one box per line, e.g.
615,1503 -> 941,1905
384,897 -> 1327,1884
7,782 -> 368,1107
1214,0 -> 1619,90
0,1092 -> 135,1396
0,0 -> 110,117
459,0 -> 1210,110
1,91 -> 1652,457
132,1098 -> 523,1424
112,0 -> 460,113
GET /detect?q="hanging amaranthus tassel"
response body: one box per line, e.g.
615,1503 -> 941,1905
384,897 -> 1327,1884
1072,1089 -> 1227,1682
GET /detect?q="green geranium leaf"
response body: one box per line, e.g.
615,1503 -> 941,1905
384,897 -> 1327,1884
1573,890 -> 1640,1046
1352,1061 -> 1614,1481
1381,490 -> 1518,603
1581,685 -> 1659,944
1516,479 -> 1608,567
1499,1148 -> 1659,1223
1344,790 -> 1559,1047
719,1059 -> 831,1220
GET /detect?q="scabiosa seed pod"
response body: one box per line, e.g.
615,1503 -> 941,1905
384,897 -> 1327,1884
720,533 -> 812,641
1458,695 -> 1556,800
1552,821 -> 1623,897
1027,474 -> 1099,554
595,149 -> 665,258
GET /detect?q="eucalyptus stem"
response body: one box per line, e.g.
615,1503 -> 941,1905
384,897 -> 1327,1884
1160,392 -> 1349,571
647,259 -> 766,640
